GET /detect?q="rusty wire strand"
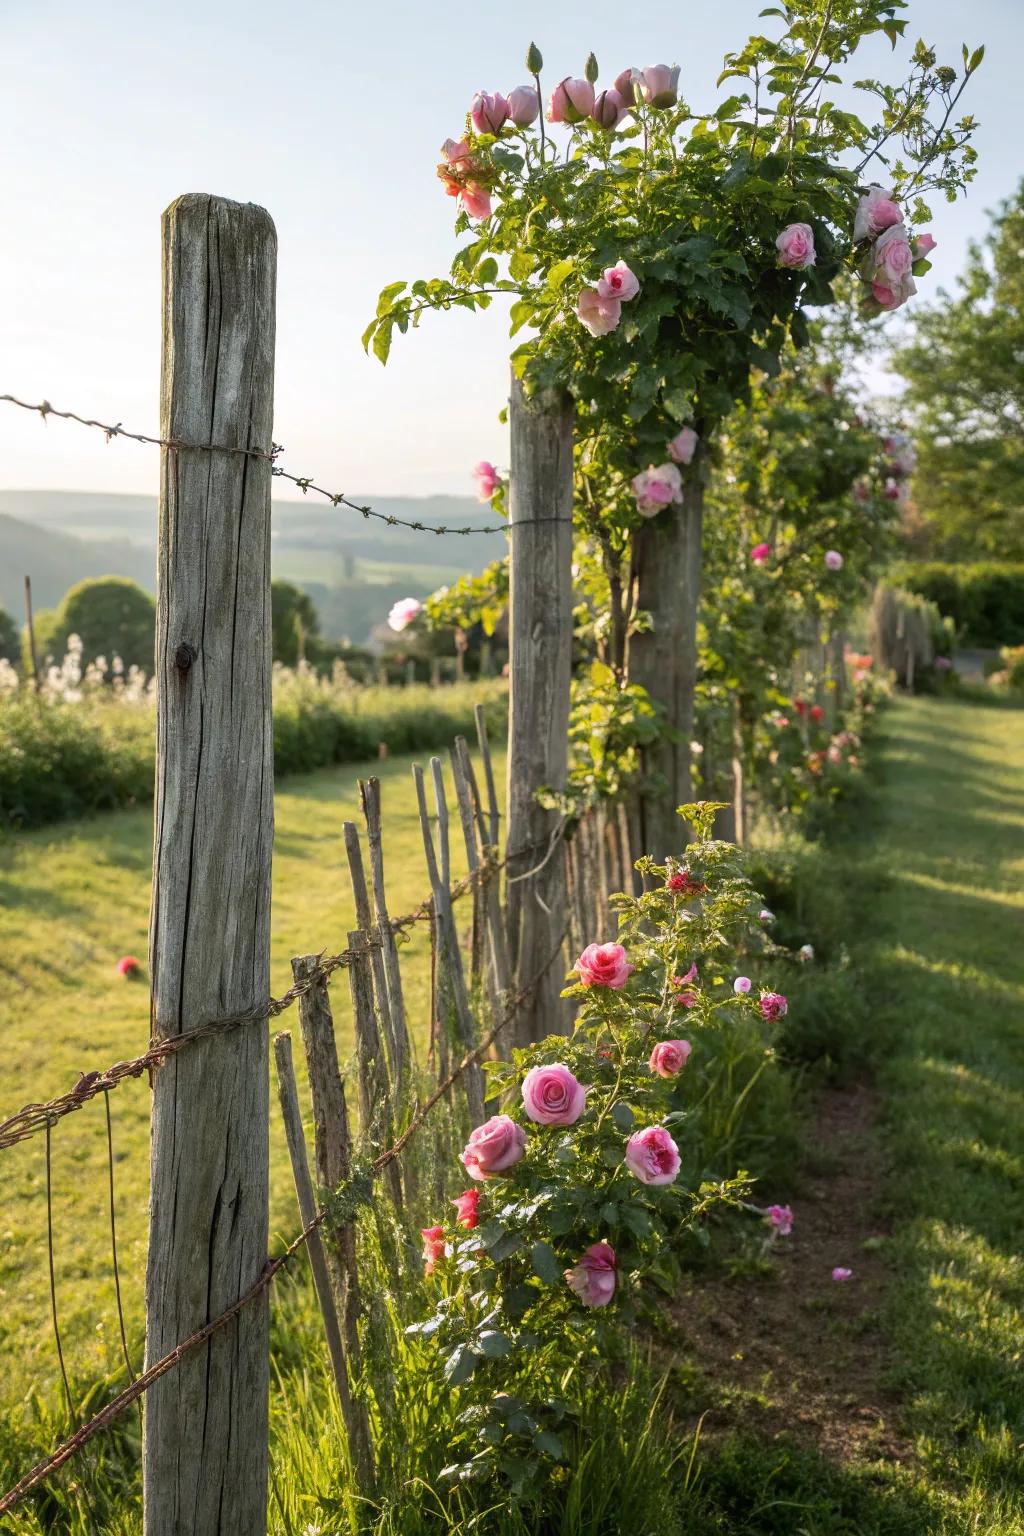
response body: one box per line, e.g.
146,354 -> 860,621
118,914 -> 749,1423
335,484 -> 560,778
103,1090 -> 140,1427
0,927 -> 567,1518
45,1119 -> 75,1426
0,393 -> 507,538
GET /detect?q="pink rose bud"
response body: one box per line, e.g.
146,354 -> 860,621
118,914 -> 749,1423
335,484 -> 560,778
613,67 -> 640,106
597,259 -> 640,302
639,63 -> 680,109
759,909 -> 774,924
648,1039 -> 692,1077
632,463 -> 683,516
625,1125 -> 681,1186
667,426 -> 698,465
759,991 -> 788,1021
576,286 -> 622,337
824,550 -> 844,571
473,460 -> 500,501
733,976 -> 751,995
460,1114 -> 528,1180
565,1241 -> 617,1307
507,84 -> 540,128
591,88 -> 626,129
914,232 -> 937,258
832,1266 -> 853,1282
471,90 -> 510,136
421,1225 -> 446,1275
575,942 -> 634,989
451,1188 -> 481,1229
776,222 -> 816,269
548,76 -> 596,123
767,1203 -> 793,1236
387,597 -> 422,632
116,955 -> 140,977
750,542 -> 772,565
853,186 -> 902,243
521,1063 -> 587,1126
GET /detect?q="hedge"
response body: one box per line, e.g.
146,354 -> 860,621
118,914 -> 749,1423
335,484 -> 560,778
895,562 -> 1024,649
0,678 -> 508,832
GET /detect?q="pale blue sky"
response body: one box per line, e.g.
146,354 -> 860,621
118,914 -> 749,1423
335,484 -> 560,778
0,0 -> 1019,499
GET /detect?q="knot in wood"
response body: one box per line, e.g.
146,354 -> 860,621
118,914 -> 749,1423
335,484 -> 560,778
173,642 -> 196,673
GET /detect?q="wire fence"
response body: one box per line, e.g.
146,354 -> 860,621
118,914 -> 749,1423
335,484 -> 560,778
0,392 -> 506,538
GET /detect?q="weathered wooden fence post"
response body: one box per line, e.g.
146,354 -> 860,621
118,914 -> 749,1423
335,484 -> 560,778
505,377 -> 573,1046
629,470 -> 704,860
145,193 -> 276,1536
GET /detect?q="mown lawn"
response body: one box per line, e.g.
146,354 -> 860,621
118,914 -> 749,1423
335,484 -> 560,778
0,745 -> 505,1408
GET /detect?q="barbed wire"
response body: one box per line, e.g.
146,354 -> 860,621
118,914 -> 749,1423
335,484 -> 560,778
0,393 -> 507,538
0,858 -> 500,1153
0,925 -> 568,1518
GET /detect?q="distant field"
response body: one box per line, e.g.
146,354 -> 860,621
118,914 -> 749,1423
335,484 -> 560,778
0,745 -> 506,1407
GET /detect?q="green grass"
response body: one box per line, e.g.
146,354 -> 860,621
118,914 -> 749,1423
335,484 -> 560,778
0,744 -> 505,1410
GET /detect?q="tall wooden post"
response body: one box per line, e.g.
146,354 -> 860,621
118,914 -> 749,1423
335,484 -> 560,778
145,194 -> 277,1536
505,378 -> 573,1046
629,474 -> 704,861
23,575 -> 40,689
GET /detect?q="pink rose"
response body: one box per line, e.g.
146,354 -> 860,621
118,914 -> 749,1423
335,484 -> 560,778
471,91 -> 510,136
824,550 -> 844,571
460,1114 -> 527,1180
632,462 -> 683,516
670,961 -> 698,1008
734,976 -> 751,995
575,942 -> 634,989
116,955 -> 140,977
597,260 -> 640,302
873,223 -> 913,286
832,1266 -> 853,1282
522,1063 -> 587,1126
625,1126 -> 681,1186
914,232 -> 937,258
591,88 -> 626,129
548,77 -> 595,124
767,1203 -> 793,1236
667,426 -> 698,465
639,64 -> 680,109
649,1039 -> 692,1077
853,185 -> 902,243
421,1225 -> 446,1276
759,991 -> 788,1021
565,1241 -> 617,1307
667,868 -> 705,896
387,597 -> 422,632
853,480 -> 870,502
776,222 -> 816,269
759,909 -> 774,924
576,286 -> 622,337
809,704 -> 824,723
507,84 -> 540,128
613,68 -> 640,106
750,542 -> 772,565
473,460 -> 500,501
451,1188 -> 481,1229
459,183 -> 492,221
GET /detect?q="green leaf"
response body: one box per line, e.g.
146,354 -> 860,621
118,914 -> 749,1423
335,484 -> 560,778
372,317 -> 394,367
612,1101 -> 635,1132
477,256 -> 499,285
534,1430 -> 565,1460
600,1201 -> 619,1226
531,1240 -> 562,1284
546,259 -> 576,290
375,280 -> 406,317
509,249 -> 537,282
488,1231 -> 524,1263
510,299 -> 536,336
444,1344 -> 480,1386
479,1329 -> 513,1359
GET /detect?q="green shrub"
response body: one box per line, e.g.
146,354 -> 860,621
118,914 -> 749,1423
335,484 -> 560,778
0,606 -> 18,665
895,562 -> 1024,648
1001,645 -> 1024,690
28,577 -> 156,674
0,673 -> 508,831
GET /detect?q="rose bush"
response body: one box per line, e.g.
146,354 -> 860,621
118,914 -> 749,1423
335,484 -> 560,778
404,803 -> 797,1495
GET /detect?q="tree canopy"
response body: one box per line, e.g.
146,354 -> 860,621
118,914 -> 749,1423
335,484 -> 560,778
893,182 -> 1024,559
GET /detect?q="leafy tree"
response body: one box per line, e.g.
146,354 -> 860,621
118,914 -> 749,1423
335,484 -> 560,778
893,182 -> 1024,558
271,580 -> 320,665
0,607 -> 18,665
31,577 -> 155,674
